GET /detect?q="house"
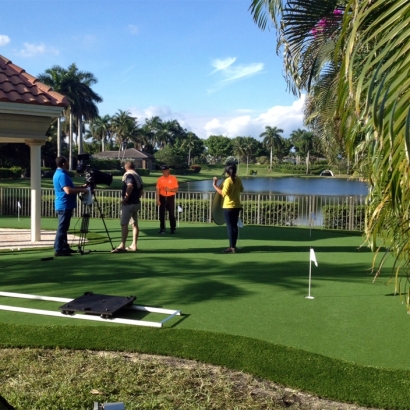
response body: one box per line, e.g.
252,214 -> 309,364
0,55 -> 67,241
92,148 -> 155,170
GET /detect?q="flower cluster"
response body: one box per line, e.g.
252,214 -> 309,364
311,9 -> 343,37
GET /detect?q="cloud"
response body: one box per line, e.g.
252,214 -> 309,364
208,57 -> 264,93
17,42 -> 59,58
200,95 -> 305,138
210,57 -> 236,74
0,35 -> 10,47
127,25 -> 139,35
126,95 -> 306,140
129,105 -> 187,126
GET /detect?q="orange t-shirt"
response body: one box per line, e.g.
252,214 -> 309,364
156,175 -> 179,197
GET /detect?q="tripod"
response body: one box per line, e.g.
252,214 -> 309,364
77,193 -> 115,254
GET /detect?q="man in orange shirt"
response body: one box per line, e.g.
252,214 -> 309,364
156,165 -> 179,234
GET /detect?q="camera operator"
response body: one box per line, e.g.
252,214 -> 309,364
112,161 -> 143,253
53,156 -> 90,256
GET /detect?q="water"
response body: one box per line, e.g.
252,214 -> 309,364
179,176 -> 368,196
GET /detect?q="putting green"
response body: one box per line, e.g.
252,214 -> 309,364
0,216 -> 406,372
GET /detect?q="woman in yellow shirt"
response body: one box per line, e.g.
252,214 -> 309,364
212,163 -> 244,253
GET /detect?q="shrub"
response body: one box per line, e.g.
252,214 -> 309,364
256,156 -> 268,165
90,158 -> 122,170
190,165 -> 202,173
322,204 -> 365,230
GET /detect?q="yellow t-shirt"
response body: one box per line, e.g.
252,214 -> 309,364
221,176 -> 243,208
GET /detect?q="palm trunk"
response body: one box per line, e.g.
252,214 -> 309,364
78,116 -> 83,154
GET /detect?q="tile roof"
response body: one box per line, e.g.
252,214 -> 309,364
0,55 -> 68,107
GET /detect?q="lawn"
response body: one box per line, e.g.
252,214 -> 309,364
1,216 -> 409,409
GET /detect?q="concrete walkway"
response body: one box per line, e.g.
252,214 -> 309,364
0,229 -> 77,250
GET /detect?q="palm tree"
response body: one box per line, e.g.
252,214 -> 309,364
38,64 -> 102,168
88,114 -> 112,152
161,119 -> 184,148
231,137 -> 245,173
143,116 -> 163,148
111,110 -> 140,156
182,132 -> 197,166
231,136 -> 258,175
250,0 -> 410,290
259,126 -> 283,170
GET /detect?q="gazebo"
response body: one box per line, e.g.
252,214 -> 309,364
0,55 -> 68,241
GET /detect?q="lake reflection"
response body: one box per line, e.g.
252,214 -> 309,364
179,176 -> 368,196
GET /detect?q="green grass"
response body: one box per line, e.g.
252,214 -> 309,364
0,217 -> 409,408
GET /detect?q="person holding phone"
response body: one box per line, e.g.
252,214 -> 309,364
212,163 -> 244,253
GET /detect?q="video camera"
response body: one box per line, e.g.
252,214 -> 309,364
76,154 -> 113,189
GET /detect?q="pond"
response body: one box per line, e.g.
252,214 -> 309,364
178,176 -> 368,196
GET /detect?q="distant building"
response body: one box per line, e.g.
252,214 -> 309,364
92,148 -> 154,170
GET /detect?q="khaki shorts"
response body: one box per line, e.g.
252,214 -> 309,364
120,203 -> 141,226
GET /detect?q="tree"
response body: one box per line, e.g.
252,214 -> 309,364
111,110 -> 139,153
241,136 -> 260,175
38,64 -> 102,168
181,132 -> 201,166
154,146 -> 186,169
250,0 -> 410,293
204,136 -> 232,163
259,126 -> 284,169
231,137 -> 245,172
88,114 -> 112,152
290,129 -> 315,173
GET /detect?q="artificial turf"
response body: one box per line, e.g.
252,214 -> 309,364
1,216 -> 409,408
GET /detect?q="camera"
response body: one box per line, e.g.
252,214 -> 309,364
76,154 -> 113,188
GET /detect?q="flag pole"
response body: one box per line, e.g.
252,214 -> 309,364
306,260 -> 314,299
306,248 -> 317,299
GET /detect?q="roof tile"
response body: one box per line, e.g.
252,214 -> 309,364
0,55 -> 68,107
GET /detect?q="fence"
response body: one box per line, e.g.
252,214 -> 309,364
0,187 -> 366,231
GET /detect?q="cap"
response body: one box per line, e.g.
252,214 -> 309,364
160,165 -> 169,170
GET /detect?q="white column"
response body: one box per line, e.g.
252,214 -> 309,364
57,117 -> 61,157
27,141 -> 43,242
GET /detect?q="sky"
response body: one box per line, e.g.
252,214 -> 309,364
0,0 -> 306,140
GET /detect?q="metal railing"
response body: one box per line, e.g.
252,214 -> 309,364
0,187 -> 366,231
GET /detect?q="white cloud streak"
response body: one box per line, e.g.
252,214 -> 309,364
0,35 -> 10,47
208,57 -> 264,93
127,24 -> 139,35
210,57 -> 236,74
17,42 -> 59,58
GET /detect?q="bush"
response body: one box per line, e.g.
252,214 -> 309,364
256,156 -> 268,165
41,168 -> 54,178
190,165 -> 201,173
0,167 -> 21,179
242,199 -> 299,226
322,204 -> 365,230
90,158 -> 122,171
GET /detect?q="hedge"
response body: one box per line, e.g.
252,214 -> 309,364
322,204 -> 365,230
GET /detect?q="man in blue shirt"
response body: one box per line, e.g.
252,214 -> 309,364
53,156 -> 89,256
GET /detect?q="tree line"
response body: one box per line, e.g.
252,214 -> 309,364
0,63 -> 328,171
